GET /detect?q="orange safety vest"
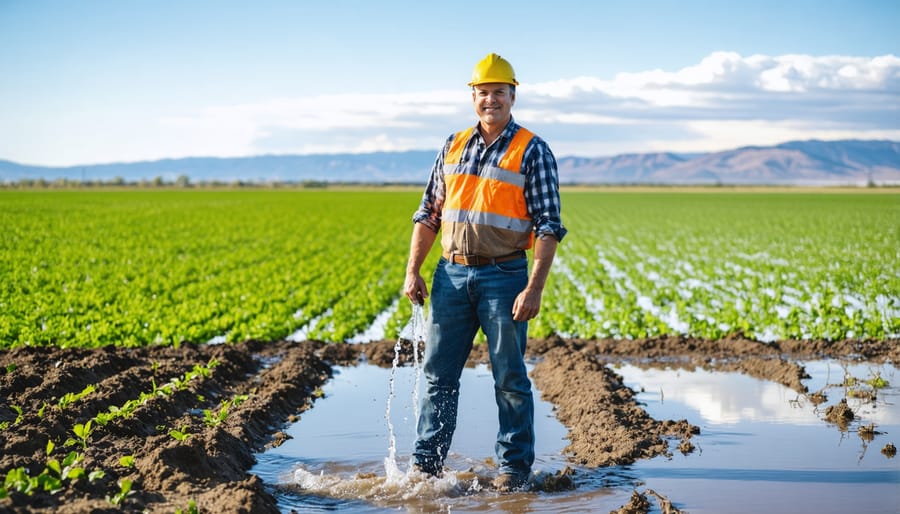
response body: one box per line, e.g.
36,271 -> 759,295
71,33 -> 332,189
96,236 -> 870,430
440,125 -> 535,257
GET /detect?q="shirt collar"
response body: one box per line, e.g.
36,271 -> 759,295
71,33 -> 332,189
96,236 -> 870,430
472,116 -> 518,145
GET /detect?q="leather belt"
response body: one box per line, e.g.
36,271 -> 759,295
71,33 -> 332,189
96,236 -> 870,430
442,250 -> 526,266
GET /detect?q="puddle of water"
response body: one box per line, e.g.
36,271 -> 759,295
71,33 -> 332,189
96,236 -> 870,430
618,361 -> 900,514
252,360 -> 900,513
252,363 -> 635,513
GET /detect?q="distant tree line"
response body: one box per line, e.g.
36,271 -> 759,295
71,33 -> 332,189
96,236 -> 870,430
0,176 -> 397,189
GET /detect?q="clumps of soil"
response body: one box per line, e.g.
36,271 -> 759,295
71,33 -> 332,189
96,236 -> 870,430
807,391 -> 828,405
536,466 -> 576,492
858,423 -> 878,442
607,488 -> 683,514
610,490 -> 651,514
824,398 -> 855,428
647,488 -> 684,514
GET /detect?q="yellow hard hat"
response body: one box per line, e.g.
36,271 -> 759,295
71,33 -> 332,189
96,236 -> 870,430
468,53 -> 519,87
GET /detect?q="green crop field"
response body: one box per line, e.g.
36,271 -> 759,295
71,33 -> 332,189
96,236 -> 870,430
1,189 -> 897,348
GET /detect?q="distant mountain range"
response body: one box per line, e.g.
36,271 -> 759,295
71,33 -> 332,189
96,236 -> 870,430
2,140 -> 899,186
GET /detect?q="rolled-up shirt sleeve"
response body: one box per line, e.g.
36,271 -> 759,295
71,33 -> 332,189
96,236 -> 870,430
524,137 -> 567,242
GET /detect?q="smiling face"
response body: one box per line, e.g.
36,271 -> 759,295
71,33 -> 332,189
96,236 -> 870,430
472,83 -> 515,132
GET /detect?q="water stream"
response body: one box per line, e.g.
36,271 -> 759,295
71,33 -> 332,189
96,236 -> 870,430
252,359 -> 900,513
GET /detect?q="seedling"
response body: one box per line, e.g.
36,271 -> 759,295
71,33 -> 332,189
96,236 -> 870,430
203,403 -> 229,427
68,420 -> 94,449
169,425 -> 191,441
176,499 -> 200,514
57,384 -> 96,410
0,451 -> 94,499
10,405 -> 23,425
106,478 -> 133,506
119,455 -> 135,468
3,467 -> 36,495
47,451 -> 86,482
4,363 -> 15,373
865,372 -> 889,389
93,410 -> 115,426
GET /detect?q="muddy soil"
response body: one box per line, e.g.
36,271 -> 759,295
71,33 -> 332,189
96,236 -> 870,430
1,335 -> 896,513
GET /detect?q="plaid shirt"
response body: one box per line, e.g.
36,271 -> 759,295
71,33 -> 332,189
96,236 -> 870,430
413,117 -> 567,243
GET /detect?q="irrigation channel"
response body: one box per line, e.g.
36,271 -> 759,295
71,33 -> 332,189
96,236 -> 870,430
251,355 -> 900,513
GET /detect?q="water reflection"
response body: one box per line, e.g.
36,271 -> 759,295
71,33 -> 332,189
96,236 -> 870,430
253,359 -> 900,514
253,363 -> 635,513
614,361 -> 900,427
619,360 -> 900,514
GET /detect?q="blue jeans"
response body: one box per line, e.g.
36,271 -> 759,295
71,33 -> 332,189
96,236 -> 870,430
413,256 -> 534,477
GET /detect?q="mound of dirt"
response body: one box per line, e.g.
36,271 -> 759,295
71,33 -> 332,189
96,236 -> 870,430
530,343 -> 698,467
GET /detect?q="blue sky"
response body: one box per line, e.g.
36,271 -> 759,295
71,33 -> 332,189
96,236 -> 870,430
1,0 -> 898,166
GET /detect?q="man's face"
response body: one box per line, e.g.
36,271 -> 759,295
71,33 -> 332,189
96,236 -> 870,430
472,83 -> 515,127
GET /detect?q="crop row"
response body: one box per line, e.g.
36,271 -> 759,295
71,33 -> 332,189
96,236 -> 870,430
1,190 -> 896,348
1,353 -> 225,508
534,192 -> 899,340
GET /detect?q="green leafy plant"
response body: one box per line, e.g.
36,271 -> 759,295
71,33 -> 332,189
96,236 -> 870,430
175,499 -> 200,514
3,467 -> 36,495
2,192 -> 895,348
10,405 -> 24,425
57,384 -> 96,410
865,372 -> 889,389
106,478 -> 132,506
203,403 -> 229,428
47,451 -> 86,482
119,455 -> 135,468
169,425 -> 191,441
0,451 -> 97,499
67,420 -> 94,449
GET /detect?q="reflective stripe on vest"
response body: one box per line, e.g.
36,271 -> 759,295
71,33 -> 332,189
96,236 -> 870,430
441,125 -> 535,253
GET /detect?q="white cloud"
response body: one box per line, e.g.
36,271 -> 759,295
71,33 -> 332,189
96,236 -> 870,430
115,52 -> 900,161
9,52 -> 896,165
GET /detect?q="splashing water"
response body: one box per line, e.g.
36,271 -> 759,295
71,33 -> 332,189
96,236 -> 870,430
287,303 -> 501,504
384,303 -> 426,480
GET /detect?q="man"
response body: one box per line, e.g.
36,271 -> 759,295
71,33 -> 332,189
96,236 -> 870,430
403,53 -> 567,492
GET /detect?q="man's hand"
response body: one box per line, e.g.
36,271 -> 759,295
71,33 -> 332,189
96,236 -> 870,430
404,272 -> 428,305
512,234 -> 558,321
512,287 -> 542,321
404,222 -> 437,305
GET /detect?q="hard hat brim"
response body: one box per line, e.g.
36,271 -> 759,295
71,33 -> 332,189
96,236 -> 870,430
467,78 -> 519,87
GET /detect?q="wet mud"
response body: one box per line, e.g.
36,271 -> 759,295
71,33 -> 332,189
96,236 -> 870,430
1,335 -> 897,513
